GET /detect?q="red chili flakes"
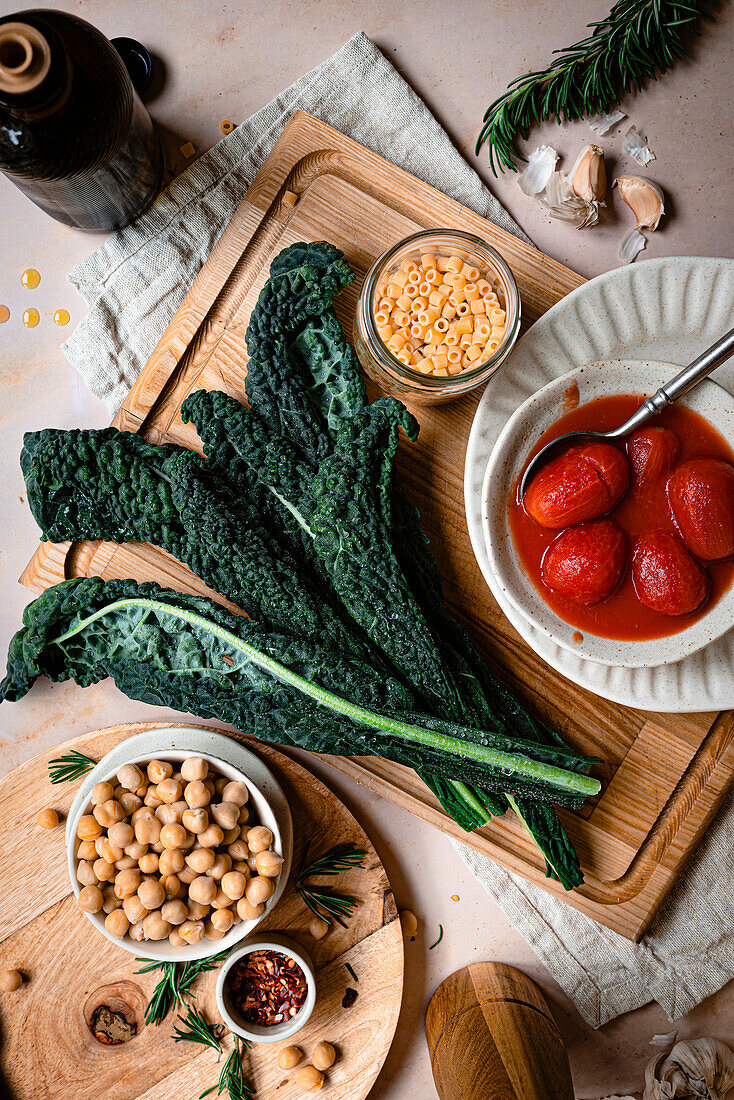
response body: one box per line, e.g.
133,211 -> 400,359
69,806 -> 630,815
227,950 -> 307,1026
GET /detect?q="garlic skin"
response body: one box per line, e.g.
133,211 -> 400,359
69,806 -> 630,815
541,169 -> 599,229
643,1037 -> 734,1100
587,109 -> 626,136
619,227 -> 647,263
615,176 -> 665,231
518,145 -> 558,196
571,144 -> 607,203
623,124 -> 656,166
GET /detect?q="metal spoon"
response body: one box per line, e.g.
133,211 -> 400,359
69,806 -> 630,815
519,325 -> 734,501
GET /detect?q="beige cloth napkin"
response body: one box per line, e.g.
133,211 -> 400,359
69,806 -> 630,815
62,31 -> 734,1029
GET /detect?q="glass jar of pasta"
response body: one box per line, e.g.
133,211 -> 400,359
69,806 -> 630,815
355,229 -> 520,403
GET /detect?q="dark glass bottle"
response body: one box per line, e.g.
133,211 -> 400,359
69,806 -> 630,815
0,9 -> 163,231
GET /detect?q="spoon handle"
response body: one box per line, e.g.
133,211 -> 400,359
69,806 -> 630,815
610,325 -> 734,438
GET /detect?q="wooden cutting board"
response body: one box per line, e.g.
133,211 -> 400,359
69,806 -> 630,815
21,110 -> 734,941
0,722 -> 403,1100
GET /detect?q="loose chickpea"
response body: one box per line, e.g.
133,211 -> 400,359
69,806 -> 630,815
210,907 -> 233,932
160,823 -> 187,850
161,899 -> 188,926
77,814 -> 103,841
198,824 -> 224,849
77,839 -> 97,861
78,885 -> 103,913
97,838 -> 124,864
236,897 -> 264,921
221,871 -> 247,901
115,855 -> 137,870
255,850 -> 283,878
0,970 -> 23,992
144,789 -> 163,809
108,821 -> 134,849
179,865 -> 197,885
134,813 -> 161,845
123,894 -> 147,923
189,875 -> 217,905
77,860 -> 98,887
159,848 -> 184,875
91,780 -> 114,805
138,852 -> 159,875
147,759 -> 173,784
161,874 -> 182,900
117,763 -> 144,790
93,799 -> 125,828
104,908 -> 129,938
228,839 -> 249,861
186,899 -> 210,921
156,778 -> 182,804
178,919 -> 205,944
138,879 -> 165,910
114,868 -> 142,899
124,839 -> 148,860
119,792 -> 142,815
308,916 -> 329,940
247,825 -> 273,853
245,875 -> 275,907
185,847 -> 215,874
209,853 -> 232,881
293,1065 -> 324,1092
210,888 -> 231,910
222,780 -> 249,807
129,923 -> 146,942
210,802 -> 239,831
312,1042 -> 336,1072
184,780 -> 210,809
400,910 -> 418,938
277,1046 -> 303,1070
169,929 -> 186,947
142,912 -> 172,941
37,807 -> 59,830
93,858 -> 116,883
181,756 -> 208,782
238,805 -> 250,826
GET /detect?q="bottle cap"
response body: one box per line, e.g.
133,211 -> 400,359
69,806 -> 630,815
0,22 -> 52,95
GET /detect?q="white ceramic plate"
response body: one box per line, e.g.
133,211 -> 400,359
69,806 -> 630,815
465,256 -> 734,711
482,361 -> 734,667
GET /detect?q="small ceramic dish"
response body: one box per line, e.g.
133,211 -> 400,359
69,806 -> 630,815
482,360 -> 734,667
216,933 -> 317,1043
66,727 -> 294,961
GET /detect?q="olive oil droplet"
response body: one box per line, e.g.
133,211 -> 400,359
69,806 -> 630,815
21,269 -> 41,290
23,308 -> 40,328
53,308 -> 70,326
0,305 -> 10,323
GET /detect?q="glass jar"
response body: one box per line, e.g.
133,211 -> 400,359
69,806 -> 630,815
355,229 -> 520,404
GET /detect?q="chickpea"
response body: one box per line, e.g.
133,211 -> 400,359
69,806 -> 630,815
178,919 -> 205,945
188,876 -> 217,905
114,868 -> 142,899
255,850 -> 283,878
227,839 -> 249,862
308,916 -> 329,940
312,1042 -> 336,1072
93,858 -> 116,883
131,805 -> 152,824
129,922 -> 146,942
159,848 -> 184,875
186,900 -> 210,921
91,781 -> 114,806
0,970 -> 23,992
142,912 -> 171,941
155,803 -> 180,826
181,756 -> 208,783
182,808 -> 208,834
171,770 -> 184,784
76,860 -> 98,887
161,899 -> 188,926
221,826 -> 240,845
96,837 -> 124,864
247,854 -> 259,875
134,813 -> 161,845
134,781 -> 149,798
231,860 -> 251,876
161,874 -> 182,900
247,825 -> 273,854
171,799 -> 189,821
78,885 -> 103,913
293,1065 -> 324,1092
138,879 -> 165,910
160,823 -> 188,850
102,891 -> 123,914
237,897 -> 264,921
246,875 -> 275,907
104,908 -> 129,938
400,910 -> 418,938
210,802 -> 238,831
210,907 -> 233,933
156,778 -> 182,805
124,839 -> 148,860
138,852 -> 159,875
210,888 -> 231,910
204,922 -> 226,941
77,839 -> 97,861
37,807 -> 59,830
220,871 -> 247,901
198,824 -> 224,849
123,894 -> 147,923
119,791 -> 142,815
108,821 -> 134,849
144,789 -> 163,809
178,865 -> 197,885
77,814 -> 102,841
184,780 -> 210,809
147,759 -> 172,784
214,776 -> 229,795
278,1046 -> 303,1070
204,778 -> 217,798
169,929 -> 186,947
151,839 -> 165,855
222,780 -> 249,807
117,763 -> 144,790
113,783 -> 124,800
238,805 -> 250,826
94,799 -> 125,828
115,855 -> 137,870
209,853 -> 232,881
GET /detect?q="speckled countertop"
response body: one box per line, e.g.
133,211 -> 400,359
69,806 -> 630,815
1,2 -> 733,1097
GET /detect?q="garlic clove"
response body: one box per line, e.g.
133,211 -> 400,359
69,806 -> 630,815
623,125 -> 655,166
571,144 -> 607,203
518,145 -> 558,195
615,176 -> 665,230
619,227 -> 647,263
541,169 -> 599,229
643,1038 -> 734,1100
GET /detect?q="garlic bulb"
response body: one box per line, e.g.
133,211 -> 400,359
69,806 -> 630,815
643,1037 -> 734,1100
570,144 -> 607,202
615,176 -> 665,230
541,169 -> 599,229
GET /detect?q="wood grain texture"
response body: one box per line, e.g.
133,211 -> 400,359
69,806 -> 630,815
0,722 -> 403,1100
425,962 -> 574,1100
19,110 -> 734,941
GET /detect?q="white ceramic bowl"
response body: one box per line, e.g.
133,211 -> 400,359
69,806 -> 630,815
66,727 -> 294,961
216,933 -> 317,1043
482,360 -> 734,667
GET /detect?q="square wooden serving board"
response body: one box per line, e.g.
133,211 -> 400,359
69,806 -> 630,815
22,110 -> 734,941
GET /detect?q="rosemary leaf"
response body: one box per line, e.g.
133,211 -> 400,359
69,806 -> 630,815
48,749 -> 96,784
173,1005 -> 222,1051
429,924 -> 444,950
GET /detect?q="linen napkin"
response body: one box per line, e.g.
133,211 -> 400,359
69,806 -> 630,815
62,30 -> 734,1029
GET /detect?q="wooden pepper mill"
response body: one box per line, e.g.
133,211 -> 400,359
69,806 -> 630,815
425,962 -> 575,1100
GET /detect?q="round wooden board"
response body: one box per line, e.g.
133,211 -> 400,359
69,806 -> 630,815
0,722 -> 404,1100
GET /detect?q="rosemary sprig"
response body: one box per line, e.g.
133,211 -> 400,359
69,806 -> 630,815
200,1037 -> 253,1100
136,950 -> 229,1026
173,1005 -> 223,1051
296,842 -> 367,928
429,924 -> 444,950
476,0 -> 711,174
48,749 -> 96,784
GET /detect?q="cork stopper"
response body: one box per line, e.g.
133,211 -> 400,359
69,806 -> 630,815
0,22 -> 52,95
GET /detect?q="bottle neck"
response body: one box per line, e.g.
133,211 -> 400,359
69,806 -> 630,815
0,16 -> 68,116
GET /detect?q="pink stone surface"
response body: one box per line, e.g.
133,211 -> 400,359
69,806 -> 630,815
1,3 -> 733,1097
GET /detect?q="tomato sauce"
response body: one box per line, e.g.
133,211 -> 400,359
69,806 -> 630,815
508,394 -> 734,641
